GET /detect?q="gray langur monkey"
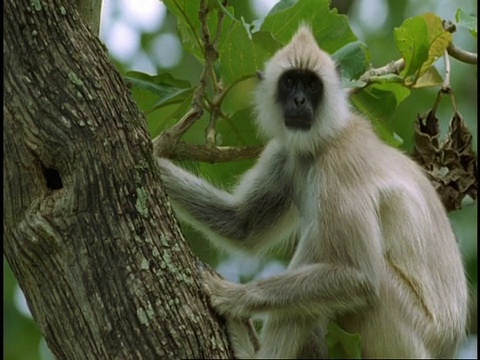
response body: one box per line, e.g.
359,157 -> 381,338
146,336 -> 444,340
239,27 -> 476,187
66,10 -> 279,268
157,25 -> 468,359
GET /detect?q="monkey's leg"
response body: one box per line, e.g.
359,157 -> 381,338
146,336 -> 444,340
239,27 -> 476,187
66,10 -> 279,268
343,303 -> 431,359
256,314 -> 318,359
224,318 -> 259,359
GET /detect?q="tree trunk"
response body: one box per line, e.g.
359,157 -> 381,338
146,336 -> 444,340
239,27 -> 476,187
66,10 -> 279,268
4,0 -> 234,358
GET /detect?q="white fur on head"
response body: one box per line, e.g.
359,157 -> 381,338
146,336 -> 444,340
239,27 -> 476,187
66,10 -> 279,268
254,25 -> 350,154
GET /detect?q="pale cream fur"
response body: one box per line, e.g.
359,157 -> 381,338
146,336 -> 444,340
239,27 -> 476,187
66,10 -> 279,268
158,25 -> 468,359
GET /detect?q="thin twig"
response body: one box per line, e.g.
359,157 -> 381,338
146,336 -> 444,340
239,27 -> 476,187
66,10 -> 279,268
154,0 -> 224,158
205,4 -> 227,145
164,0 -> 220,141
206,107 -> 219,144
442,49 -> 451,91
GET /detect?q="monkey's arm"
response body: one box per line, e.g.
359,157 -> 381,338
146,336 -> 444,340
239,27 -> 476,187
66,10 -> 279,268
157,141 -> 296,253
204,262 -> 376,319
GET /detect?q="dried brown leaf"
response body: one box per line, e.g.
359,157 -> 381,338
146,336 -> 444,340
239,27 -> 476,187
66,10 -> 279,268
441,111 -> 478,203
411,105 -> 477,211
412,109 -> 441,169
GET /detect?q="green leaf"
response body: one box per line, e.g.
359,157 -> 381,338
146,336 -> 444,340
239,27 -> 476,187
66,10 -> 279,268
412,66 -> 443,88
206,0 -> 221,11
215,0 -> 236,22
218,21 -> 257,87
394,13 -> 451,85
149,88 -> 194,114
267,0 -> 297,15
332,41 -> 370,81
124,71 -> 194,114
176,20 -> 204,62
163,1 -> 236,63
354,83 -> 411,114
216,109 -> 261,146
325,322 -> 362,359
455,9 -> 477,38
252,31 -> 283,69
125,71 -> 191,94
207,6 -> 236,52
260,0 -> 357,54
449,203 -> 478,285
149,94 -> 194,136
351,83 -> 410,147
417,13 -> 452,78
394,16 -> 430,78
163,0 -> 203,61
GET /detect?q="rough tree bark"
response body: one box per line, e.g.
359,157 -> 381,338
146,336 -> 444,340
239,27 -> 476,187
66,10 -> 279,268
4,0 -> 235,358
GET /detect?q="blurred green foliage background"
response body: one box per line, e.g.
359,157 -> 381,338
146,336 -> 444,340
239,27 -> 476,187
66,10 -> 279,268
4,0 -> 476,359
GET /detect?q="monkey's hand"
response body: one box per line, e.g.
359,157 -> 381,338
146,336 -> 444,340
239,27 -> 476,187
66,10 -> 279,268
202,271 -> 253,318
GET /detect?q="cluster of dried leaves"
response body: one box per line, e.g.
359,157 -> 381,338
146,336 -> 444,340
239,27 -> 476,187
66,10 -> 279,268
412,90 -> 477,211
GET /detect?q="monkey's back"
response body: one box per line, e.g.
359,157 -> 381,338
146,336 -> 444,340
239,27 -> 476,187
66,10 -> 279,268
318,114 -> 468,357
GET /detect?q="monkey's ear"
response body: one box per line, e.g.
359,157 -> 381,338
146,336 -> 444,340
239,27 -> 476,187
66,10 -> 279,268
256,71 -> 265,80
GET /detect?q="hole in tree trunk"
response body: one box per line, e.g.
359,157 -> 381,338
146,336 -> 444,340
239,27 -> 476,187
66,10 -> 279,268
41,164 -> 63,190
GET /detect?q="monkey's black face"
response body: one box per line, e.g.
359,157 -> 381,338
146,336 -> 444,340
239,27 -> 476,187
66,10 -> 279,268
276,69 -> 323,131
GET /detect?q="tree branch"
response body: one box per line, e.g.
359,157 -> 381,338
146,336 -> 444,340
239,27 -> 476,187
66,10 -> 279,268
163,142 -> 263,163
359,59 -> 405,82
447,42 -> 477,64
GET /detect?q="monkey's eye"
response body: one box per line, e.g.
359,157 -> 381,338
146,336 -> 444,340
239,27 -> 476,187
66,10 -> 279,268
308,80 -> 319,92
285,78 -> 295,89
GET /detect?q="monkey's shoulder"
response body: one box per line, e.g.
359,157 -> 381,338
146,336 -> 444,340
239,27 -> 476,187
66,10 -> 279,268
317,115 -> 431,198
327,116 -> 417,172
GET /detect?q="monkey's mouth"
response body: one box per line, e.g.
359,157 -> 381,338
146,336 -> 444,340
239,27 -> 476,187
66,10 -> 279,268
284,116 -> 312,130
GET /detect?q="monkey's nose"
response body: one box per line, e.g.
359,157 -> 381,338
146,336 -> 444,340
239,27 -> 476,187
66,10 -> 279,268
294,96 -> 306,106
